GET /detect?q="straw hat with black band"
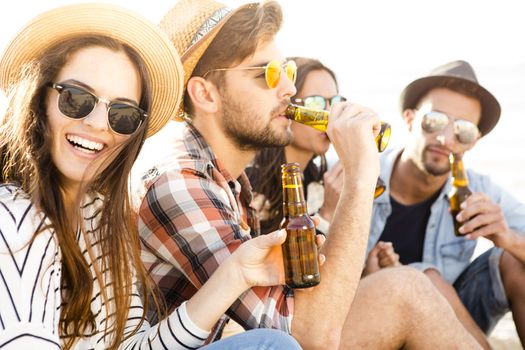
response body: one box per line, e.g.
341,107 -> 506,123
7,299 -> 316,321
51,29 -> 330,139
0,3 -> 184,138
159,0 -> 255,120
400,60 -> 501,136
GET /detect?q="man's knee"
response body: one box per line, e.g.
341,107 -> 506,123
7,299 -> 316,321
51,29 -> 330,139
500,251 -> 525,299
424,268 -> 444,283
364,266 -> 436,301
424,268 -> 458,295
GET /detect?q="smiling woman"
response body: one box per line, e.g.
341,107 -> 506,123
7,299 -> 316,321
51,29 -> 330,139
45,45 -> 145,195
0,3 -> 183,349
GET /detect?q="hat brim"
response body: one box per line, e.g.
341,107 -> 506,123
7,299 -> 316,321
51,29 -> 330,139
400,75 -> 501,136
0,3 -> 183,138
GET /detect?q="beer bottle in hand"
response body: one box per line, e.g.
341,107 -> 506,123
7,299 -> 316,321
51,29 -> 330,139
284,104 -> 391,152
448,153 -> 472,236
280,163 -> 321,288
285,104 -> 390,198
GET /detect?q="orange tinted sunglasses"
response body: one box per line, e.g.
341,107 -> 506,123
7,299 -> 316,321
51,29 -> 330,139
203,60 -> 297,89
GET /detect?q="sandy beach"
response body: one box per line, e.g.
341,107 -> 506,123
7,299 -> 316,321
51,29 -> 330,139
490,313 -> 521,349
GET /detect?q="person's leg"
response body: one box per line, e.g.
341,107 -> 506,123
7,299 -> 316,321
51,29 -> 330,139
425,268 -> 490,349
201,328 -> 302,350
340,266 -> 480,350
499,250 -> 525,347
454,248 -> 509,337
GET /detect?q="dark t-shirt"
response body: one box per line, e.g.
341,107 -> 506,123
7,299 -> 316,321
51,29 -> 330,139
378,192 -> 440,265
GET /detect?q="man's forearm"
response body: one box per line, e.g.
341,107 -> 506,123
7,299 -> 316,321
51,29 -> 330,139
504,230 -> 525,264
291,177 -> 375,347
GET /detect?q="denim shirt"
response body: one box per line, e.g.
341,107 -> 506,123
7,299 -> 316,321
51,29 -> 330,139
368,148 -> 525,284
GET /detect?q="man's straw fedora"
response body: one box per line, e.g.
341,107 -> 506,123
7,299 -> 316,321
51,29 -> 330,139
159,0 -> 254,120
0,3 -> 184,137
400,60 -> 501,136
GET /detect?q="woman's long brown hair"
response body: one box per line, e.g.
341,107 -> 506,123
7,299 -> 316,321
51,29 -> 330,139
0,36 -> 163,349
249,57 -> 337,233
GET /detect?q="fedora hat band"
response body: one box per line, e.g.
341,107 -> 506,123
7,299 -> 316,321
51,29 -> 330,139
188,7 -> 232,52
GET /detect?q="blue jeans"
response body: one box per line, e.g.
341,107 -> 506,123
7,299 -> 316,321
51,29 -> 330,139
201,329 -> 302,350
453,247 -> 509,334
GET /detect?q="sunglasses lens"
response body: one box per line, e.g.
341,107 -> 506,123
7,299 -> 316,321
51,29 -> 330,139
286,60 -> 297,84
108,104 -> 144,135
265,60 -> 281,89
57,86 -> 96,119
376,122 -> 391,152
455,120 -> 479,144
303,96 -> 327,110
422,111 -> 449,133
331,95 -> 346,105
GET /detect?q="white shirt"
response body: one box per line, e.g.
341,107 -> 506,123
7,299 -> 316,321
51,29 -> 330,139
0,184 -> 209,349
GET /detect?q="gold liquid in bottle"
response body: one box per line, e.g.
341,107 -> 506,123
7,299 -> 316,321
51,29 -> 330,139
285,104 -> 390,198
280,163 -> 321,289
284,104 -> 391,153
374,177 -> 386,199
285,104 -> 329,132
448,153 -> 472,236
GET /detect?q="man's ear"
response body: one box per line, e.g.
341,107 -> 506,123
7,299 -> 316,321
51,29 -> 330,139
403,109 -> 416,132
186,76 -> 220,114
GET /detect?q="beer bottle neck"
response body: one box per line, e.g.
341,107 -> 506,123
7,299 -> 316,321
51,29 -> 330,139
450,154 -> 469,187
283,200 -> 308,216
284,104 -> 329,124
282,164 -> 308,217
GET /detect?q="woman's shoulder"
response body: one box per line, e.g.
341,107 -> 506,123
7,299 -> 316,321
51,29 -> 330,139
0,183 -> 30,202
0,183 -> 55,246
0,184 -> 62,348
0,184 -> 45,228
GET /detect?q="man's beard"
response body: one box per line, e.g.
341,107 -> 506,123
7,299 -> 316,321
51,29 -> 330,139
220,90 -> 291,151
421,146 -> 451,176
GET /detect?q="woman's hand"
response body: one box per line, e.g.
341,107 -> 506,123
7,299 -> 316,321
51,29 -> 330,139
319,161 -> 343,222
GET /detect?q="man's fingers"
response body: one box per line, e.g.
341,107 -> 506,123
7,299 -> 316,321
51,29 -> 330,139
315,234 -> 326,249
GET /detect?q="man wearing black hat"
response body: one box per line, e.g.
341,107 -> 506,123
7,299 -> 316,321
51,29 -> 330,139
367,60 -> 525,348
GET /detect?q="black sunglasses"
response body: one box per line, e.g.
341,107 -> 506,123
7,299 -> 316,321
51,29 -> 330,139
292,95 -> 347,111
47,83 -> 147,135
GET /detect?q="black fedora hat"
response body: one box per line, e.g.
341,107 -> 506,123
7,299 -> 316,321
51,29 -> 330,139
400,60 -> 501,136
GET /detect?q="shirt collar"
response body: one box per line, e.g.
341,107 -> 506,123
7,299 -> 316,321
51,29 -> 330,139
376,147 -> 454,204
183,121 -> 254,201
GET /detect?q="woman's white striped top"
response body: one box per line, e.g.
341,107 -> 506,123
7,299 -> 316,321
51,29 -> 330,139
0,184 -> 210,349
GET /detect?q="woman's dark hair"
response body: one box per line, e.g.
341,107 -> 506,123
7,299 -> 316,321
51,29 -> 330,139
0,35 -> 163,350
249,57 -> 336,234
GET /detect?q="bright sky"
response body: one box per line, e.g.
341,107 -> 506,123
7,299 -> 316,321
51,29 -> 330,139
2,0 -> 525,197
3,1 -> 525,77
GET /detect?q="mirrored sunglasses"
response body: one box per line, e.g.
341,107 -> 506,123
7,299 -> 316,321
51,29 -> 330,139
203,60 -> 297,89
421,111 -> 479,144
48,83 -> 147,135
292,95 -> 347,111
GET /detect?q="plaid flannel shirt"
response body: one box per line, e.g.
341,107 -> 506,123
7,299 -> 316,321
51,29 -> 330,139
131,121 -> 293,342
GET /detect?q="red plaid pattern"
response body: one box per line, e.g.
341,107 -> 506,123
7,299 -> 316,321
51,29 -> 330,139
132,122 -> 293,342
